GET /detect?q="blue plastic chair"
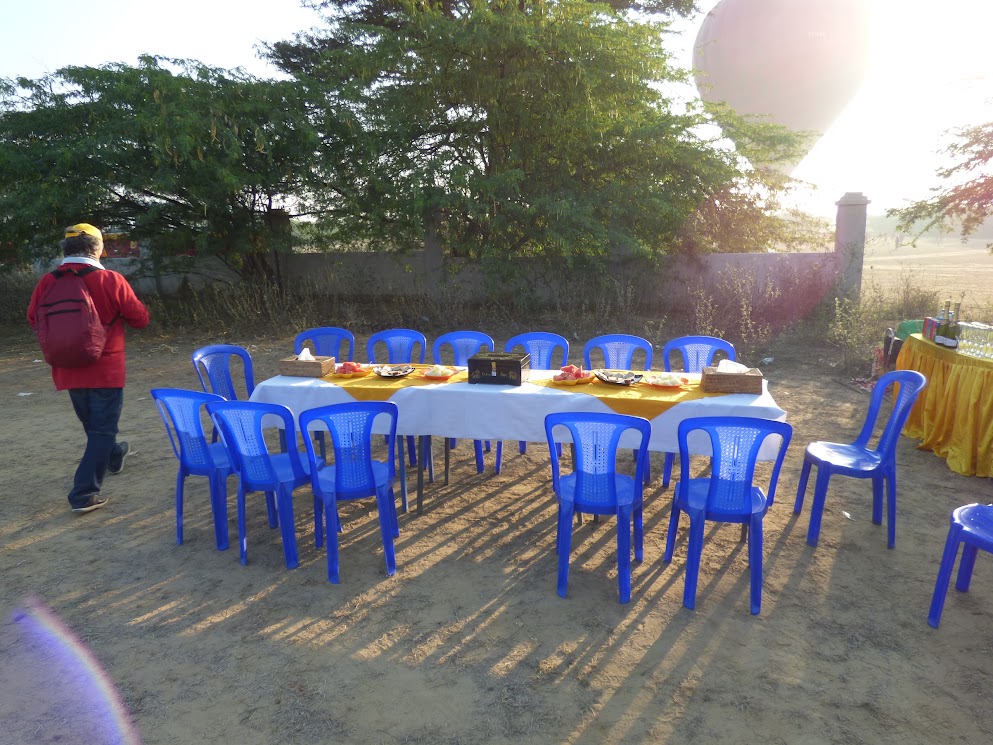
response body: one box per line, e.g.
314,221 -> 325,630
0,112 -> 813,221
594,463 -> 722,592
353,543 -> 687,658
192,344 -> 256,401
300,402 -> 401,584
151,388 -> 232,550
206,400 -> 311,569
366,328 -> 427,365
366,328 -> 427,475
497,332 -> 570,472
583,334 -> 653,371
663,416 -> 793,615
433,331 -> 495,475
928,503 -> 993,628
545,412 -> 651,604
793,370 -> 927,548
661,335 -> 737,488
294,327 -> 355,361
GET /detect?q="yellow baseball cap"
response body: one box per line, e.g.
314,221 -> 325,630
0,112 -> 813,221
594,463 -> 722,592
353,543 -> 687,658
64,223 -> 103,240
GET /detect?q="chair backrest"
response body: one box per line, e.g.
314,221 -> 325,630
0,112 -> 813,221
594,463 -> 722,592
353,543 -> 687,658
206,400 -> 306,489
294,327 -> 355,361
583,334 -> 653,371
192,344 -> 255,401
151,388 -> 224,472
432,331 -> 494,365
505,332 -> 569,369
299,402 -> 398,500
855,369 -> 927,456
677,416 -> 793,513
544,412 -> 651,509
662,335 -> 736,373
366,329 -> 427,364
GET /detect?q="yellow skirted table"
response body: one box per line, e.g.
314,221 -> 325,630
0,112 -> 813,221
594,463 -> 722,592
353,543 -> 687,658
896,334 -> 993,477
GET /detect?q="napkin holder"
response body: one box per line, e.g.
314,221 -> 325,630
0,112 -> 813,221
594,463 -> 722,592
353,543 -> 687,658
278,355 -> 335,377
701,365 -> 764,394
468,352 -> 530,386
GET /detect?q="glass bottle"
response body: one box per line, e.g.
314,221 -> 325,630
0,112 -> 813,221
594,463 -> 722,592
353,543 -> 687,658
935,300 -> 951,346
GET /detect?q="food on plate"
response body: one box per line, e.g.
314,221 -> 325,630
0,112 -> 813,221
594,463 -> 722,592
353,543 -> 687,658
425,364 -> 455,378
375,364 -> 414,377
553,364 -> 592,382
643,372 -> 689,387
593,369 -> 639,385
336,361 -> 367,374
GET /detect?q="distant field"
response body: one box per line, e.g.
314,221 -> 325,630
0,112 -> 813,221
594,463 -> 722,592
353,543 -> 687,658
862,235 -> 993,311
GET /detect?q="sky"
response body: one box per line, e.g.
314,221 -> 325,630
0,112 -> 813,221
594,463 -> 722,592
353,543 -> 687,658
2,0 -> 991,219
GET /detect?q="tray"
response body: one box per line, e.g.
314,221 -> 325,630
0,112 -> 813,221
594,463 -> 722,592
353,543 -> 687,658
278,355 -> 335,377
701,366 -> 764,394
641,373 -> 690,390
331,364 -> 373,379
593,370 -> 643,386
374,365 -> 415,378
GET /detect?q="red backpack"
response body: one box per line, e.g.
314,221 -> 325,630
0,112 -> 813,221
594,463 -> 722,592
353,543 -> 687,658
35,266 -> 113,368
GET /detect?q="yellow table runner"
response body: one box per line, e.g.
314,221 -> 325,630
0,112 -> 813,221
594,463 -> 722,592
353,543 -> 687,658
320,365 -> 470,402
529,376 -> 722,419
897,334 -> 993,477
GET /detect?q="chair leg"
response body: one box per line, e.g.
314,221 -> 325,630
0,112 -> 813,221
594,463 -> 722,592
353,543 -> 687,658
397,447 -> 408,513
556,501 -> 575,598
806,467 -> 831,548
495,441 -> 503,475
617,506 -> 633,604
275,485 -> 299,570
664,501 -> 681,563
427,436 -> 435,483
377,487 -> 398,577
683,510 -> 706,610
265,491 -> 279,528
885,470 -> 897,549
314,492 -> 324,549
871,475 -> 884,526
209,472 -> 229,551
644,452 -> 651,485
663,452 -> 674,489
634,504 -> 644,563
406,435 -> 417,467
175,469 -> 185,546
794,459 -> 812,513
747,515 -> 764,615
956,544 -> 979,592
324,500 -> 340,584
928,524 -> 963,628
473,440 -> 485,474
237,484 -> 248,566
519,440 -> 527,455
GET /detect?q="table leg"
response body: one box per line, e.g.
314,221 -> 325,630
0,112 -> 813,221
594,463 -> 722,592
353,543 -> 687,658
417,434 -> 429,513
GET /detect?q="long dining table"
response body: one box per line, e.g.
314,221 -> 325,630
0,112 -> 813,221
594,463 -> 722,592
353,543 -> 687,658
250,365 -> 788,511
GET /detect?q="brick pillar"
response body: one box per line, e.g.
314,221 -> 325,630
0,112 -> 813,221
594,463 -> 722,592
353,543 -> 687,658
834,191 -> 869,301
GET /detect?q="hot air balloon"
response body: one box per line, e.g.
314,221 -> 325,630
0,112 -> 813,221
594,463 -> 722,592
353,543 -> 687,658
694,0 -> 870,172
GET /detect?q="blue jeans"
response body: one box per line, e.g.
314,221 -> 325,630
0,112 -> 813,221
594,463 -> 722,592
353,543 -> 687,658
67,388 -> 126,508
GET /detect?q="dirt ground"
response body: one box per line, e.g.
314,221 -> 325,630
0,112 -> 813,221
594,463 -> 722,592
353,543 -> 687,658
2,325 -> 992,745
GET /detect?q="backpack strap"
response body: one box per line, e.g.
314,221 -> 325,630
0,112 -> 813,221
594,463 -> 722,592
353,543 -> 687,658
51,264 -> 102,279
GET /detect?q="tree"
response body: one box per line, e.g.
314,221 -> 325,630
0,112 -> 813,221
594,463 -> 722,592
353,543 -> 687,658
888,121 -> 993,247
268,0 -> 805,267
0,57 -> 324,283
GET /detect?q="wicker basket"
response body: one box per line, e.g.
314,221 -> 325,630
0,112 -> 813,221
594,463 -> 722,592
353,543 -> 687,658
277,355 -> 335,377
700,366 -> 764,394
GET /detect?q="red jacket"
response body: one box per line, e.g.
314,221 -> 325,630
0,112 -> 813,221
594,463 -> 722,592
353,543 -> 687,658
27,263 -> 150,390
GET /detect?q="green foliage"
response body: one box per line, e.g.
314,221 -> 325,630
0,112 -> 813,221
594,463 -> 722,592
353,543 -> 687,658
0,57 -> 323,282
268,0 -> 806,263
888,121 -> 993,248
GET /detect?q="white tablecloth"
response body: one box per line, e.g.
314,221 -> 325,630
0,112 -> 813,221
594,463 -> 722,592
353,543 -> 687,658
250,371 -> 787,457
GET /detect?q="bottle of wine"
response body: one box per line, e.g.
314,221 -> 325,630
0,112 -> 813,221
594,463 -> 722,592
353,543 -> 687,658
949,302 -> 962,349
935,300 -> 951,345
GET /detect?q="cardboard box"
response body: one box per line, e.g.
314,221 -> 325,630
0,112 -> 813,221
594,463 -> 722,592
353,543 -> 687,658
701,366 -> 764,394
467,352 -> 530,386
277,355 -> 335,377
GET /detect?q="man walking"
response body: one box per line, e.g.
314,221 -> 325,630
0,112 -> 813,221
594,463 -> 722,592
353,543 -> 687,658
27,224 -> 150,513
